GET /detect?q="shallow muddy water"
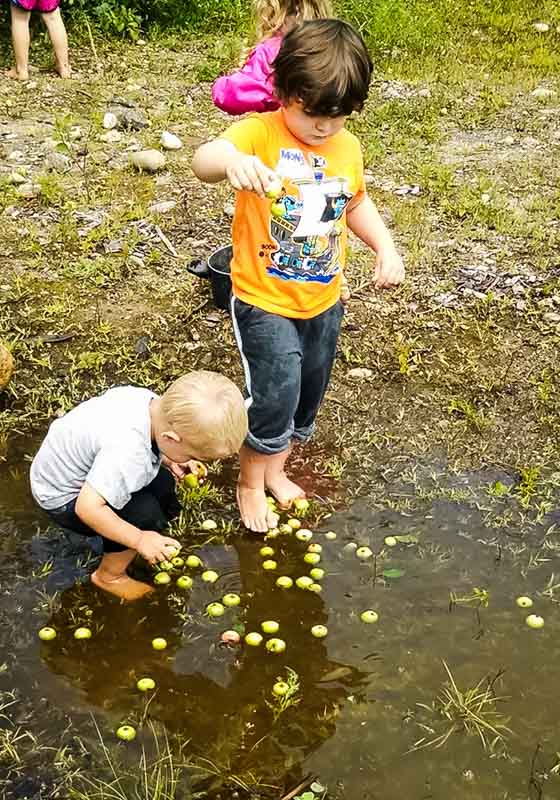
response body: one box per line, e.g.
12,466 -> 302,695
1,443 -> 559,800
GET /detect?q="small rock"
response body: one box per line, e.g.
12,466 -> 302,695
130,149 -> 166,172
9,172 -> 27,186
418,87 -> 431,98
115,108 -> 149,131
503,135 -> 515,145
543,312 -> 560,324
160,131 -> 183,150
348,368 -> 373,380
364,173 -> 374,185
148,200 -> 177,215
7,150 -> 24,162
69,126 -> 84,141
480,193 -> 491,204
42,138 -> 58,152
45,151 -> 71,172
27,80 -> 38,89
103,112 -> 118,130
16,182 -> 38,199
531,87 -> 555,98
223,202 -> 235,217
532,22 -> 549,33
128,255 -> 145,269
100,129 -> 122,144
91,151 -> 111,165
137,39 -> 146,46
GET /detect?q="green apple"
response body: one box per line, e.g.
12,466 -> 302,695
325,531 -> 337,541
384,536 -> 398,547
201,519 -> 218,531
266,528 -> 280,539
261,620 -> 280,634
356,547 -> 373,560
201,570 -> 219,583
38,627 -> 57,641
262,560 -> 277,571
222,593 -> 241,608
245,632 -> 263,646
158,560 -> 174,571
307,543 -> 322,554
260,546 -> 275,558
296,529 -> 313,543
279,524 -> 293,535
311,625 -> 328,638
272,681 -> 290,697
294,498 -> 310,514
266,495 -> 277,507
266,638 -> 286,654
526,614 -> 544,629
74,627 -> 92,640
152,637 -> 167,650
171,557 -> 185,568
207,602 -> 225,618
309,583 -> 322,593
276,576 -> 293,589
265,178 -> 282,199
116,725 -> 136,742
184,472 -> 199,488
154,572 -> 171,585
296,576 -> 313,590
176,575 -> 193,590
186,555 -> 203,569
221,630 -> 241,644
137,677 -> 156,692
310,568 -> 325,581
270,201 -> 284,218
360,610 -> 379,624
516,596 -> 533,608
304,552 -> 321,566
287,518 -> 301,530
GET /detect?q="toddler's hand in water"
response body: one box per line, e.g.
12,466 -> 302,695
226,153 -> 278,198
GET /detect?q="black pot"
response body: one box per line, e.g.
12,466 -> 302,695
187,245 -> 232,311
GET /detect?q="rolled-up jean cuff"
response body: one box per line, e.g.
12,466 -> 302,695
245,428 -> 293,455
293,422 -> 315,443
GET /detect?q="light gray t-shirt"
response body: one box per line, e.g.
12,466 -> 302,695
30,386 -> 161,511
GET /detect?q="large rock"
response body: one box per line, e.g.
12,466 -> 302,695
0,343 -> 14,391
130,149 -> 166,172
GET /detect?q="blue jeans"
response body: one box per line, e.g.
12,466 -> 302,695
46,468 -> 181,553
231,297 -> 344,455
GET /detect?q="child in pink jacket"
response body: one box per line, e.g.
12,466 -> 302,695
212,0 -> 332,116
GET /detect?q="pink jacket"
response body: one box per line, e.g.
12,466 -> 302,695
212,35 -> 283,116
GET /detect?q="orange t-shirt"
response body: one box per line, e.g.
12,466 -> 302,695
221,110 -> 365,319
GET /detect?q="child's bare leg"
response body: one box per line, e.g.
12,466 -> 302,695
238,445 -> 279,533
41,8 -> 71,77
8,5 -> 31,81
265,443 -> 306,508
91,549 -> 153,601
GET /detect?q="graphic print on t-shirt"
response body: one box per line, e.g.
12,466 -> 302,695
265,148 -> 353,284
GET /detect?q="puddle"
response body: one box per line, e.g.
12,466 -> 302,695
1,445 -> 559,799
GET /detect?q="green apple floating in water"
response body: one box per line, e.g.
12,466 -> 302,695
360,610 -> 379,624
221,630 -> 241,645
152,637 -> 167,650
116,725 -> 136,742
310,568 -> 325,581
311,625 -> 328,638
516,596 -> 533,608
202,570 -> 219,583
309,583 -> 322,593
279,524 -> 293,535
201,519 -> 218,531
207,602 -> 225,618
356,546 -> 373,560
38,627 -> 57,641
325,531 -> 337,541
266,528 -> 279,539
266,496 -> 277,507
526,614 -> 544,629
294,498 -> 309,514
287,518 -> 301,530
307,543 -> 322,554
167,546 -> 181,558
272,681 -> 290,697
158,560 -> 174,571
304,552 -> 321,566
384,536 -> 398,547
186,555 -> 202,569
74,627 -> 92,640
261,620 -> 280,634
276,576 -> 293,589
172,557 -> 185,568
222,593 -> 241,608
262,560 -> 277,571
296,529 -> 313,543
296,576 -> 313,590
154,572 -> 171,585
260,546 -> 275,558
266,638 -> 286,654
176,575 -> 193,590
245,632 -> 263,647
137,677 -> 156,692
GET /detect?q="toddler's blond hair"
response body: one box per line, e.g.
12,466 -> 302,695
161,371 -> 247,459
255,0 -> 333,40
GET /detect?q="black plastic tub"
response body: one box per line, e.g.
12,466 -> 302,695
187,245 -> 232,311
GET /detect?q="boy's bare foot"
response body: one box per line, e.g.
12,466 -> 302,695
266,471 -> 306,509
7,67 -> 29,81
91,570 -> 153,601
340,273 -> 351,303
237,484 -> 279,533
55,62 -> 71,78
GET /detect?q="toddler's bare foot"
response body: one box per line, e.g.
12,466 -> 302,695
91,570 -> 153,601
55,62 -> 71,78
7,67 -> 29,81
266,471 -> 306,509
237,484 -> 279,533
340,274 -> 351,304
